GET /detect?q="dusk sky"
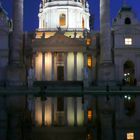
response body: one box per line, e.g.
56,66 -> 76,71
1,0 -> 140,31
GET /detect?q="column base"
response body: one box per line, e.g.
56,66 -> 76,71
6,64 -> 26,86
98,63 -> 116,86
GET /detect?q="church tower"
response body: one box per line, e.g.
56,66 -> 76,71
38,0 -> 90,31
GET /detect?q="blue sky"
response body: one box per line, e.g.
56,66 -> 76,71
1,0 -> 140,31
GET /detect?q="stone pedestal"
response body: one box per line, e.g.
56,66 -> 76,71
6,64 -> 26,86
98,63 -> 115,86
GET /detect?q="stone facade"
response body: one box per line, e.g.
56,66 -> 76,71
0,1 -> 140,140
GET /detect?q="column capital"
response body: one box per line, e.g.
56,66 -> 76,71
42,51 -> 46,55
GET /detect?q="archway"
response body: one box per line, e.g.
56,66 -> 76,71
123,60 -> 135,85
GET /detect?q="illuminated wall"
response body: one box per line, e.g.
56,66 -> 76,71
45,97 -> 52,126
77,97 -> 84,126
67,53 -> 74,81
45,52 -> 52,80
77,53 -> 84,80
35,52 -> 42,80
35,97 -> 42,126
38,1 -> 90,30
67,97 -> 74,126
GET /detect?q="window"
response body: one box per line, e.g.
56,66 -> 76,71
59,14 -> 66,26
127,132 -> 134,140
82,17 -> 85,29
125,17 -> 131,25
86,38 -> 91,46
88,109 -> 93,122
87,55 -> 92,68
125,38 -> 132,45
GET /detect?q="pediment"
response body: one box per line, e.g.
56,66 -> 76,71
33,32 -> 84,47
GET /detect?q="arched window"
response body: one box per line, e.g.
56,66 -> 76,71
82,17 -> 85,29
125,17 -> 131,25
123,60 -> 135,85
59,14 -> 66,26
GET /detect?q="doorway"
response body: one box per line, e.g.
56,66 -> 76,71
57,66 -> 64,81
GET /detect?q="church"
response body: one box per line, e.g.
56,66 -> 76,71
0,0 -> 140,140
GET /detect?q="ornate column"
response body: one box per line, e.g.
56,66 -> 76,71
64,52 -> 68,81
42,52 -> 45,81
11,0 -> 24,64
7,0 -> 26,86
74,52 -> 77,81
51,52 -> 55,81
100,0 -> 111,63
74,97 -> 77,126
99,0 -> 115,85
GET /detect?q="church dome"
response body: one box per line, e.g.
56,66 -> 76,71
38,0 -> 90,31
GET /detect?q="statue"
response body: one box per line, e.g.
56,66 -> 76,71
57,26 -> 61,32
74,30 -> 77,38
83,29 -> 88,39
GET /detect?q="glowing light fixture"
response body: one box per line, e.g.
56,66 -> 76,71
88,109 -> 93,122
87,55 -> 92,68
127,132 -> 134,140
86,38 -> 91,46
125,38 -> 132,45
